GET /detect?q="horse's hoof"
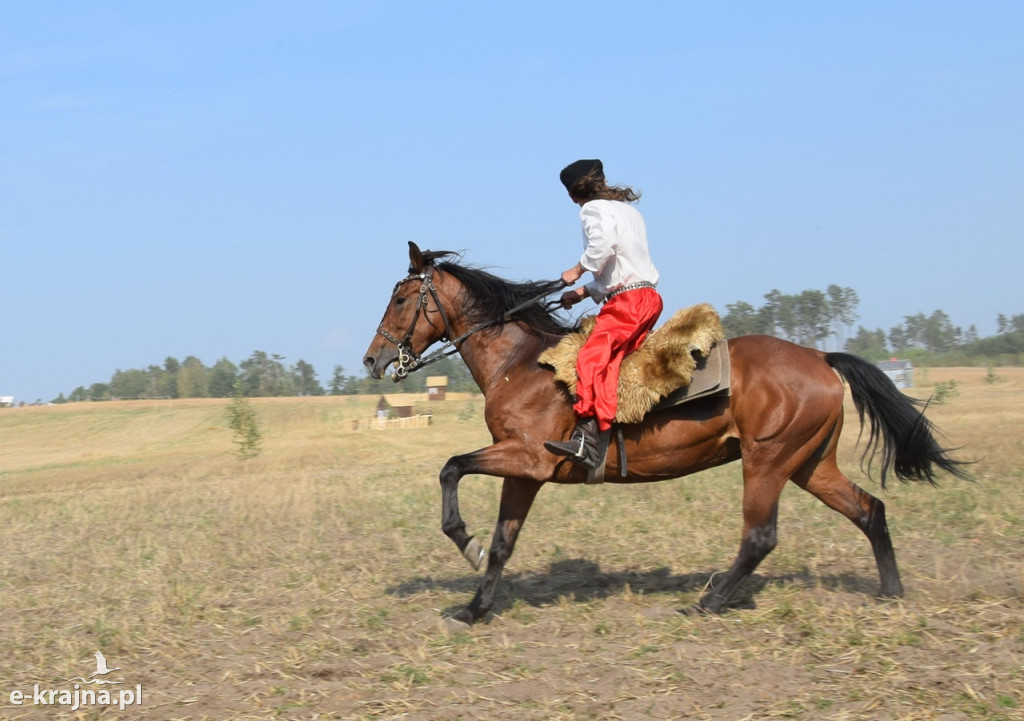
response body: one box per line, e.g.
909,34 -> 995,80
444,607 -> 476,633
878,584 -> 905,599
443,615 -> 473,634
463,537 -> 485,570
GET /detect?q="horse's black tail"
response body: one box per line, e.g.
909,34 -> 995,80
825,352 -> 972,487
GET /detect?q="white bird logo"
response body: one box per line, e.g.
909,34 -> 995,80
89,651 -> 121,679
65,651 -> 123,685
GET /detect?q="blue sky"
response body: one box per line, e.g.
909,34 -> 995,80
3,2 -> 1021,402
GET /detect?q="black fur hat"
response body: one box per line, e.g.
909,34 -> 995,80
559,159 -> 604,192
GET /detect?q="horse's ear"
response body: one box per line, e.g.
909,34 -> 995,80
408,241 -> 426,273
409,241 -> 457,272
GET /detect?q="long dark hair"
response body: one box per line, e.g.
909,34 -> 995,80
569,174 -> 641,204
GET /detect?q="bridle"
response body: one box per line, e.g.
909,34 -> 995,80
375,264 -> 564,380
375,264 -> 454,379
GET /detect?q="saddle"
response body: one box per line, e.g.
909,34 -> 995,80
538,303 -> 732,483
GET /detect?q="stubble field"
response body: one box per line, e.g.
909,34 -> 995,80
1,367 -> 1022,720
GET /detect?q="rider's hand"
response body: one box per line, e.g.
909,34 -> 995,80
559,288 -> 586,309
560,263 -> 584,286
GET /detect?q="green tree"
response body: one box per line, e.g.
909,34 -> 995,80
922,310 -> 961,352
225,382 -> 262,459
87,382 -> 110,400
341,373 -> 374,394
291,359 -> 324,396
762,289 -> 795,340
722,301 -> 770,337
792,289 -> 832,348
177,356 -> 209,398
239,351 -> 292,397
208,358 -> 239,398
970,330 -> 1024,356
157,357 -> 181,398
889,325 -> 910,351
893,310 -> 961,352
109,368 -> 153,398
329,365 -> 347,395
827,285 -> 859,349
845,326 -> 889,357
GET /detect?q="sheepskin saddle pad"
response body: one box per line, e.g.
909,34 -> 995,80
538,302 -> 730,425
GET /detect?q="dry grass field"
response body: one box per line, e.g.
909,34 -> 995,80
1,367 -> 1022,720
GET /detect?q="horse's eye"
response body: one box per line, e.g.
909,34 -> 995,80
395,296 -> 407,306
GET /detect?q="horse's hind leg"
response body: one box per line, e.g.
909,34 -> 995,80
793,455 -> 904,598
695,501 -> 780,614
695,424 -> 836,613
695,460 -> 790,614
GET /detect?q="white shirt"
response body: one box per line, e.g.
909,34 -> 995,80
577,199 -> 660,302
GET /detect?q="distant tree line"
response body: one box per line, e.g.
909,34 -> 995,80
722,285 -> 1024,363
55,353 -> 480,403
844,311 -> 1024,364
721,285 -> 861,349
52,290 -> 1023,403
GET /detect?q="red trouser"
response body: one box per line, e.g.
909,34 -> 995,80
573,287 -> 663,431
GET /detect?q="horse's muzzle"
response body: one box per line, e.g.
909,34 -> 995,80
363,355 -> 384,379
364,343 -> 403,380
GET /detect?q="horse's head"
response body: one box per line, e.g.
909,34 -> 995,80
363,241 -> 457,381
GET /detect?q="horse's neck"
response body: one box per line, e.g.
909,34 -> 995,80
456,324 -> 547,395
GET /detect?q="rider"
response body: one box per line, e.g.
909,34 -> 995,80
544,159 -> 663,469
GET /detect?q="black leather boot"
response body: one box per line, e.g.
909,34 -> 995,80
544,417 -> 601,469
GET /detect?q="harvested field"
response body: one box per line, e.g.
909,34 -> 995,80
1,367 -> 1022,719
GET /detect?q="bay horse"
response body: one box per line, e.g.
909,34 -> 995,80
363,242 -> 968,627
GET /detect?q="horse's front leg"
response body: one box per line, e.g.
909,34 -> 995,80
448,476 -> 543,628
439,452 -> 487,569
439,441 -> 553,568
438,442 -> 551,627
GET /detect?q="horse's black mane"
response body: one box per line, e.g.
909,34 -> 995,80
434,260 -> 573,337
